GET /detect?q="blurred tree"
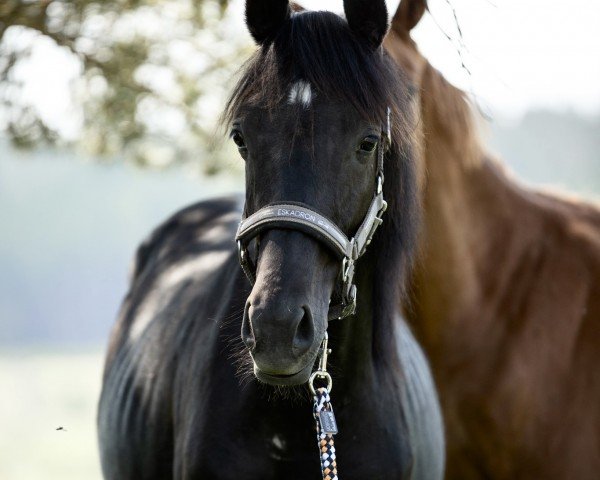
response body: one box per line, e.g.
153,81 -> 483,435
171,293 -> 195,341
0,0 -> 251,172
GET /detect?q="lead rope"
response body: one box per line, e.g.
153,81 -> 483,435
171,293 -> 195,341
309,333 -> 339,480
313,388 -> 339,480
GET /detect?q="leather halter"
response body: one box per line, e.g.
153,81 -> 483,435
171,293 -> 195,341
236,110 -> 390,320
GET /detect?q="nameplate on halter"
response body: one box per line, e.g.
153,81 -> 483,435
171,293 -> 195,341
275,207 -> 334,233
319,410 -> 339,435
276,208 -> 317,222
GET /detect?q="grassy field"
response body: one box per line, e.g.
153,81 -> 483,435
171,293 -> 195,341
0,348 -> 105,480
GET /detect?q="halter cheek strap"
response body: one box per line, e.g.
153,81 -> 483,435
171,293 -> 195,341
235,109 -> 391,320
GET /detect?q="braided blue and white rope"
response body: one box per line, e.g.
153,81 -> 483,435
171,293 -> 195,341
313,387 -> 339,480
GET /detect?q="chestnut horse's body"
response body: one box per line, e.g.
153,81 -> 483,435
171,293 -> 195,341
386,2 -> 600,478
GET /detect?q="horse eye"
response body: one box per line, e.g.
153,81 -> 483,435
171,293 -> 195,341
359,137 -> 378,153
231,130 -> 246,149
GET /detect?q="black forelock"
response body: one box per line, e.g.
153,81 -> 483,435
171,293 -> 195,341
225,10 -> 412,142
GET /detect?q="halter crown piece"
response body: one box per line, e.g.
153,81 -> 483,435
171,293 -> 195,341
236,108 -> 391,320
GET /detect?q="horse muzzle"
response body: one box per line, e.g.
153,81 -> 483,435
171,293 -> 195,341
242,296 -> 323,385
240,230 -> 334,385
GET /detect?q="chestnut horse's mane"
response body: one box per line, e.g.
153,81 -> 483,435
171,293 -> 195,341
388,1 -> 487,170
419,62 -> 483,166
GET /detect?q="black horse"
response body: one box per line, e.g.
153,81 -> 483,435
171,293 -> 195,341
98,1 -> 444,478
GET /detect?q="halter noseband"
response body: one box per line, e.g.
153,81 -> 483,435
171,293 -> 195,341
236,109 -> 391,320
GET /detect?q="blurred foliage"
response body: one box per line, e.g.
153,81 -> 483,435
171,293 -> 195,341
0,0 -> 252,173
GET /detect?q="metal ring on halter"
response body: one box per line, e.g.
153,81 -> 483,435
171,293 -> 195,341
309,371 -> 333,395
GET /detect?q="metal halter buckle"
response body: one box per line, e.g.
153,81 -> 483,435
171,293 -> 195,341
236,240 -> 245,262
365,197 -> 388,249
340,257 -> 357,318
237,240 -> 256,284
309,333 -> 333,395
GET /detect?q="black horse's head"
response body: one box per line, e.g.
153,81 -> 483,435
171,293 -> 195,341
226,0 -> 417,386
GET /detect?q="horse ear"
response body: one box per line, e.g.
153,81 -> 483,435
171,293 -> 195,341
391,0 -> 427,35
245,0 -> 291,45
343,0 -> 389,51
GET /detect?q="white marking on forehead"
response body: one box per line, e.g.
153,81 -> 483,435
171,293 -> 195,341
288,80 -> 312,107
272,434 -> 286,450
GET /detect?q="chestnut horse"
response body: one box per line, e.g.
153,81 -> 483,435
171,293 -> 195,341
387,1 -> 600,478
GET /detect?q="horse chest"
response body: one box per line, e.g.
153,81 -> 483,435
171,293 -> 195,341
184,396 -> 412,480
189,431 -> 410,480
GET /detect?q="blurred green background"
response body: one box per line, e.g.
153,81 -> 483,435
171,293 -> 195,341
0,0 -> 599,479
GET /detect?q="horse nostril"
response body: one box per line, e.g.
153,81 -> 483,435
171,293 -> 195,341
241,303 -> 256,350
292,306 -> 314,355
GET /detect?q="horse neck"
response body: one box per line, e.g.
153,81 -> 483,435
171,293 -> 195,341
411,63 -> 526,361
327,246 -> 402,396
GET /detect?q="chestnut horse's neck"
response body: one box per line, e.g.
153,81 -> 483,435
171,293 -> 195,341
390,34 -> 600,478
406,59 -> 536,366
